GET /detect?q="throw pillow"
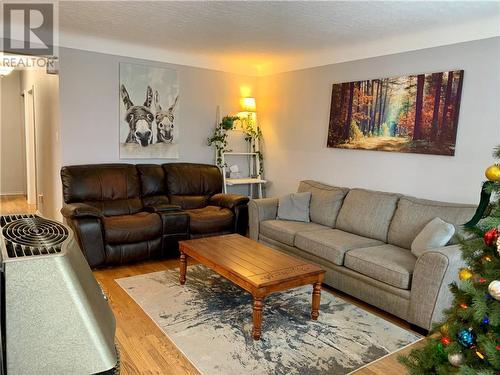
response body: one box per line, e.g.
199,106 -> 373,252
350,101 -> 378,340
277,192 -> 312,222
411,217 -> 455,257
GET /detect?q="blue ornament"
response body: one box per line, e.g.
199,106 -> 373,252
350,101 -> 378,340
482,316 -> 490,325
457,328 -> 475,348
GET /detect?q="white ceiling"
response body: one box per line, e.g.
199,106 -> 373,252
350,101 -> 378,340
59,1 -> 500,76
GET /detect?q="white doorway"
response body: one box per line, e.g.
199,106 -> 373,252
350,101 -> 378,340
22,87 -> 37,207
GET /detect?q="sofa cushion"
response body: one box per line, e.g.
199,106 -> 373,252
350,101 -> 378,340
344,244 -> 417,289
336,189 -> 400,242
103,212 -> 162,244
388,196 -> 477,249
187,206 -> 234,234
411,217 -> 455,257
137,164 -> 170,207
277,192 -> 311,222
295,229 -> 384,265
260,220 -> 328,246
61,164 -> 143,216
297,180 -> 348,227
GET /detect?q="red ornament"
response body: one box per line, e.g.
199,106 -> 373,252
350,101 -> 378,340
441,336 -> 451,345
496,345 -> 500,351
484,228 -> 499,246
479,278 -> 487,283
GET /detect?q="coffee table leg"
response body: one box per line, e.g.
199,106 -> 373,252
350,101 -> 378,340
179,251 -> 187,285
311,282 -> 322,320
252,297 -> 263,340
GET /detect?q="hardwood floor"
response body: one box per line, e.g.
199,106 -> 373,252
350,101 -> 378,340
0,195 -> 36,215
94,258 -> 422,375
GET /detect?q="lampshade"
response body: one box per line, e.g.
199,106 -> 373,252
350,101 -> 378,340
240,97 -> 256,112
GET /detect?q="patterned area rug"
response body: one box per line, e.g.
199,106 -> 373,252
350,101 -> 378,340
116,265 -> 421,375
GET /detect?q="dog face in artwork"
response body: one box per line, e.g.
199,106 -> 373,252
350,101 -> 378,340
154,91 -> 178,144
121,84 -> 154,147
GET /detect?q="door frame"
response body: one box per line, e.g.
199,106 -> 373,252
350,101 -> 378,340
22,86 -> 37,206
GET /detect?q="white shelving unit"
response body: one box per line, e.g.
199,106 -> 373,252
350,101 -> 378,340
221,143 -> 266,198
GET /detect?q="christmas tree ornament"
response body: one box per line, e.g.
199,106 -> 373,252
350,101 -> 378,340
448,352 -> 464,367
485,164 -> 500,181
440,336 -> 451,345
483,227 -> 499,246
459,268 -> 473,280
479,277 -> 487,283
482,255 -> 492,262
440,323 -> 449,335
457,329 -> 475,348
459,302 -> 468,309
496,345 -> 500,351
475,350 -> 485,360
481,316 -> 490,325
488,280 -> 500,300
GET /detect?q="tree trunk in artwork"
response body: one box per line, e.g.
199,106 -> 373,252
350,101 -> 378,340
370,80 -> 380,134
451,70 -> 464,140
356,81 -> 361,115
439,71 -> 454,142
342,82 -> 354,140
378,79 -> 389,132
430,72 -> 443,141
363,80 -> 371,134
413,74 -> 425,141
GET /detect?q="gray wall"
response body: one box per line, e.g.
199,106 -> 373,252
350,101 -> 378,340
59,47 -> 257,166
257,37 -> 500,204
0,71 -> 26,195
20,69 -> 61,220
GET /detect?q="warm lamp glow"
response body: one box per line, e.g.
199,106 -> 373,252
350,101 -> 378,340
240,97 -> 256,112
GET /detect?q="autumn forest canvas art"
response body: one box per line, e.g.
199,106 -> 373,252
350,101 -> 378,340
327,70 -> 464,155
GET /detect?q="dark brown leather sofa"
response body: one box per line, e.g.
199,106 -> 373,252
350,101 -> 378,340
60,163 -> 249,268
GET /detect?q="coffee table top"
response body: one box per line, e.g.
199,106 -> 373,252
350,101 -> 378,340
179,234 -> 324,289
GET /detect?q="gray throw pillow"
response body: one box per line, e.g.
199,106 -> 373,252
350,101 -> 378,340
411,217 -> 455,257
277,192 -> 312,222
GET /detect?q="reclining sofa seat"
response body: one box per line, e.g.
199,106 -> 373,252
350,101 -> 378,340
61,163 -> 249,268
163,163 -> 249,237
249,180 -> 477,330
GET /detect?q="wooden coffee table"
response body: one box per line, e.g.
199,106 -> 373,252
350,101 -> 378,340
178,234 -> 325,340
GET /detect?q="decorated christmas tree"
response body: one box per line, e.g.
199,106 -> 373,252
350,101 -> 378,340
399,146 -> 500,374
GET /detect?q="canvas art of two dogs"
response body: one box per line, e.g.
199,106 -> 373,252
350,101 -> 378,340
121,84 -> 179,147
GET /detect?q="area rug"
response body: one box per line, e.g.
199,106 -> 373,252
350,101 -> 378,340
116,265 -> 421,375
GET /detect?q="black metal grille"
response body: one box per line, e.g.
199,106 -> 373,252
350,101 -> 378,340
1,215 -> 68,258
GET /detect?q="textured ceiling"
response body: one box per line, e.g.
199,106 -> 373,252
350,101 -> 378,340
59,1 -> 500,75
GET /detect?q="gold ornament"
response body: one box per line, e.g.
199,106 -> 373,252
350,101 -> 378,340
483,255 -> 492,263
440,323 -> 449,335
485,164 -> 500,181
488,280 -> 500,300
459,268 -> 473,281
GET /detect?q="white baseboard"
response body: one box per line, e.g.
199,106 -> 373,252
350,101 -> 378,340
0,192 -> 26,196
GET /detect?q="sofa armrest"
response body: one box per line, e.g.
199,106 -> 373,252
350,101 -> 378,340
209,193 -> 249,210
248,197 -> 279,241
65,217 -> 106,268
408,244 -> 465,330
144,204 -> 182,213
61,203 -> 102,219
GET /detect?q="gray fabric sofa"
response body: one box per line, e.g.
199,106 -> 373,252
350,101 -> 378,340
249,180 -> 476,330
